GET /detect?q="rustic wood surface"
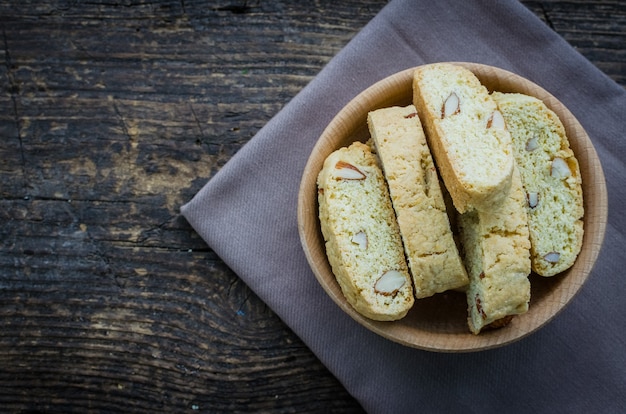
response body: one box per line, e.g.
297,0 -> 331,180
0,1 -> 624,412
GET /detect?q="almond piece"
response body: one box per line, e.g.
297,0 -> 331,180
335,161 -> 366,180
551,157 -> 571,179
350,231 -> 367,249
441,92 -> 460,119
525,135 -> 539,151
487,110 -> 505,130
475,295 -> 487,319
374,270 -> 406,296
527,191 -> 539,208
544,252 -> 561,263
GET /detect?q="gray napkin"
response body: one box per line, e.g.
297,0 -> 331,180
181,0 -> 626,412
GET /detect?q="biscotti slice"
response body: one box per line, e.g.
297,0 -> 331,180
412,63 -> 515,213
492,92 -> 584,276
367,105 -> 468,298
458,167 -> 531,335
317,141 -> 414,321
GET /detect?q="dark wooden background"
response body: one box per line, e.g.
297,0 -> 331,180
1,1 -> 624,412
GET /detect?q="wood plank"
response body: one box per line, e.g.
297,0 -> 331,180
0,1 -> 384,411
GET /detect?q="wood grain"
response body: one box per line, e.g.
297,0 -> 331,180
0,1 -> 623,412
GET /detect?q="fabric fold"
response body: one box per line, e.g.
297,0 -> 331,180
182,0 -> 626,412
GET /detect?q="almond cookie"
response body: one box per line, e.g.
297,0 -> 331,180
492,92 -> 584,276
458,167 -> 531,335
413,63 -> 515,213
368,105 -> 468,298
317,141 -> 414,321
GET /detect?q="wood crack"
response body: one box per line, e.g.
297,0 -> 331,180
539,3 -> 556,30
189,102 -> 207,143
214,0 -> 260,14
2,28 -> 28,195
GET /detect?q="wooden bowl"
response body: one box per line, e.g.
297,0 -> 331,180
297,62 -> 607,352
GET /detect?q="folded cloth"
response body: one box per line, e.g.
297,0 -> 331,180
181,0 -> 626,412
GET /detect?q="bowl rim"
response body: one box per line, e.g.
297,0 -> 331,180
297,62 -> 608,352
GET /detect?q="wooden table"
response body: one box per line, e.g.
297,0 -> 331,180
1,1 -> 624,412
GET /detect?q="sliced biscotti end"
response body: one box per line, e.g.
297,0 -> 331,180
317,141 -> 414,321
412,63 -> 515,213
492,92 -> 584,276
367,106 -> 445,210
458,167 -> 531,335
367,105 -> 468,298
